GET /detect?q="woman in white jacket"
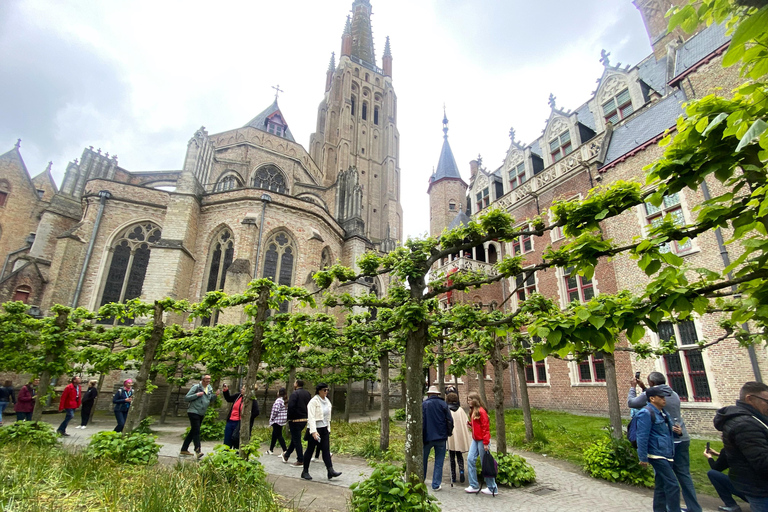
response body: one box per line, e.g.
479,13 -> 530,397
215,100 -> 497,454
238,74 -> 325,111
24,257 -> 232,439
301,383 -> 342,481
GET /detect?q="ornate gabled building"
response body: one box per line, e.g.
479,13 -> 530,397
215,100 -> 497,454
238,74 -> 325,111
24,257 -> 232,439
428,0 -> 766,432
0,0 -> 400,324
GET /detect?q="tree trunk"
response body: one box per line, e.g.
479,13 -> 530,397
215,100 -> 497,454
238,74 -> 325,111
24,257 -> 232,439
239,284 -> 271,455
603,352 -> 624,439
404,322 -> 427,485
476,363 -> 488,407
160,380 -> 174,424
492,337 -> 507,454
89,373 -> 107,424
516,360 -> 534,443
263,382 -> 270,415
287,367 -> 296,399
437,336 -> 446,396
379,348 -> 390,452
32,310 -> 68,422
138,369 -> 158,422
344,374 -> 353,423
125,301 -> 165,432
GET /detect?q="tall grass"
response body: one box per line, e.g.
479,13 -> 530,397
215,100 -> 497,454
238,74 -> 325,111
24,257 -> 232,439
0,445 -> 286,512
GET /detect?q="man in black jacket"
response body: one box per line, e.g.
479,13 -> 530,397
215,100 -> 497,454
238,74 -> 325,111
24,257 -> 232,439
714,381 -> 768,512
422,385 -> 453,491
281,379 -> 312,467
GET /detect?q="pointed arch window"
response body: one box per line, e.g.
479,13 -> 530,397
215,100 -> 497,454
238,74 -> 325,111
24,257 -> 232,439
0,179 -> 10,207
374,106 -> 379,125
215,175 -> 241,192
251,165 -> 287,194
201,229 -> 234,326
320,247 -> 333,270
362,102 -> 368,121
98,223 -> 162,322
351,96 -> 357,116
262,232 -> 296,313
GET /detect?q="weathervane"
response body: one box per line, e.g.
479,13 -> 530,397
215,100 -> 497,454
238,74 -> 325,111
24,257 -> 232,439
272,84 -> 284,100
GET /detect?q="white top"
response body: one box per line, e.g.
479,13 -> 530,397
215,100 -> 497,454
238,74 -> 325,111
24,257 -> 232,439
307,394 -> 333,434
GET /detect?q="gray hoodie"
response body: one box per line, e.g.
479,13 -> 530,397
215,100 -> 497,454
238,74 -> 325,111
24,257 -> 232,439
628,383 -> 690,442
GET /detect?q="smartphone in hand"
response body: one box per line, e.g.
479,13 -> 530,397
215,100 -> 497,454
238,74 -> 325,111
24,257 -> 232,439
706,442 -> 710,451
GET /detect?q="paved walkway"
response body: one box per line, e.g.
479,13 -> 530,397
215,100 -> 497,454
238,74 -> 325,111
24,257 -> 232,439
14,413 -> 729,512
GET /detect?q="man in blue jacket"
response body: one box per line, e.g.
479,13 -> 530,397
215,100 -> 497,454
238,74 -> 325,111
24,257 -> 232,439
636,386 -> 680,512
422,385 -> 453,492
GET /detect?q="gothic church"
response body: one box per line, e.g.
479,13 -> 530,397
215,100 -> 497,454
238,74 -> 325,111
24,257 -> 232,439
0,0 -> 401,318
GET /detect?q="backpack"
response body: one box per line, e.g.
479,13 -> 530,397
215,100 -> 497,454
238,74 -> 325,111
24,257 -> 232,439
627,405 -> 656,448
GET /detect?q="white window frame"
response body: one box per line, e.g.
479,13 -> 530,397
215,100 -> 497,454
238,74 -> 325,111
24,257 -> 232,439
640,192 -> 696,256
550,194 -> 581,243
475,187 -> 490,212
511,223 -> 533,256
549,130 -> 573,163
511,268 -> 537,309
569,352 -> 607,387
522,337 -> 549,387
559,266 -> 597,307
602,88 -> 634,124
654,319 -> 715,405
509,161 -> 527,191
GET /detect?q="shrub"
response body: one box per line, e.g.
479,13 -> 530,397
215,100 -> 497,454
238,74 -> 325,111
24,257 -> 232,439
349,464 -> 440,512
182,406 -> 225,441
198,445 -> 267,487
133,416 -> 156,434
582,435 -> 654,488
87,430 -> 161,465
393,408 -> 406,421
494,452 -> 536,487
0,420 -> 59,447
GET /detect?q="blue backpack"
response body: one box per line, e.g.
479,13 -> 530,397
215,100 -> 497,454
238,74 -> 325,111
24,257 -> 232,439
627,406 -> 656,448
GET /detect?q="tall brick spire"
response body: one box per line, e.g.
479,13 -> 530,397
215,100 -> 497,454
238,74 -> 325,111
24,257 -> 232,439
382,36 -> 392,77
349,0 -> 376,68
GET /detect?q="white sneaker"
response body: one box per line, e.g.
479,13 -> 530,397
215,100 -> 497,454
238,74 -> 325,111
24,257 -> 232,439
433,485 -> 442,491
481,488 -> 496,496
265,450 -> 273,455
312,457 -> 320,463
464,486 -> 480,493
81,426 -> 86,429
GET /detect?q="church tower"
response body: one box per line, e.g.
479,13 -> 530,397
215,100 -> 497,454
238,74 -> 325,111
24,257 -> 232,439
310,0 -> 402,248
428,112 -> 467,238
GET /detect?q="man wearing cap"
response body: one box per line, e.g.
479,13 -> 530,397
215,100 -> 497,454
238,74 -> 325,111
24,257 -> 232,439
636,386 -> 681,512
422,385 -> 454,491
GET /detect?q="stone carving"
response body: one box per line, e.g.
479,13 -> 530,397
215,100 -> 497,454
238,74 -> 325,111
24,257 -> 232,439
436,255 -> 495,276
548,117 -> 569,138
599,74 -> 628,102
336,167 -> 365,237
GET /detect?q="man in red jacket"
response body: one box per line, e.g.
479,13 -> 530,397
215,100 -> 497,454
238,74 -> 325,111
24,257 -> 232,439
57,376 -> 82,436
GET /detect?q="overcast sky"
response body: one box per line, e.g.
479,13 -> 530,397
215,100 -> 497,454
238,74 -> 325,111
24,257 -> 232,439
0,0 -> 652,240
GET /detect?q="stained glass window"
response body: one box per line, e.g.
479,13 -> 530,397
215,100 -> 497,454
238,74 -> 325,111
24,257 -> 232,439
215,175 -> 240,192
262,232 -> 296,313
201,230 -> 234,326
252,165 -> 287,194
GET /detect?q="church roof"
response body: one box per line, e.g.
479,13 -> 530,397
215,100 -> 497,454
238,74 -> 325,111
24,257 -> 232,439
350,0 -> 377,70
243,99 -> 296,142
673,22 -> 729,79
447,209 -> 470,231
433,136 -> 462,182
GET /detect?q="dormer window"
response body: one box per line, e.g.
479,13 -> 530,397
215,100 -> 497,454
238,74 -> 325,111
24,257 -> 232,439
475,187 -> 489,211
267,121 -> 284,137
603,89 -> 633,124
449,200 -> 456,211
510,161 -> 526,190
549,130 -> 572,163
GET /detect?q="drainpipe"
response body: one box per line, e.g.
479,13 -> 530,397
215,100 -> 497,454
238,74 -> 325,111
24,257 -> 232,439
700,181 -> 762,382
72,190 -> 111,308
252,193 -> 273,278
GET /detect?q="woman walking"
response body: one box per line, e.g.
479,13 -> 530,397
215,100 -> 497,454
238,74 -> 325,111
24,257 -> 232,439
266,387 -> 288,455
222,382 -> 259,449
15,379 -> 38,421
77,380 -> 98,429
0,380 -> 15,426
446,392 -> 471,486
301,383 -> 342,481
465,392 -> 498,496
112,379 -> 133,432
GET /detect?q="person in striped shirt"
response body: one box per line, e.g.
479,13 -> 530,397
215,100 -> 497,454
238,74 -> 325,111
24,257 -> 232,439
266,387 -> 288,455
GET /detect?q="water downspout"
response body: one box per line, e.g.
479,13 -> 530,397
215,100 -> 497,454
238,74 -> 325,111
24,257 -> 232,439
72,190 -> 111,308
700,181 -> 762,382
252,193 -> 272,278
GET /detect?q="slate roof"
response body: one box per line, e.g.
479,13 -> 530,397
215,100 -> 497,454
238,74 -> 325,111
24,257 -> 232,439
637,54 -> 668,95
431,135 -> 463,182
447,210 -> 470,230
574,102 -> 596,131
674,22 -> 730,78
529,139 -> 543,157
243,100 -> 296,142
601,89 -> 687,168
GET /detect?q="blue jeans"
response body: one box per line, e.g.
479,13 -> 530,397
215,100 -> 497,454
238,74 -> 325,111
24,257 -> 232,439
0,401 -> 8,423
467,439 -> 497,492
648,458 -> 681,512
707,470 -> 747,508
114,410 -> 128,432
745,495 -> 768,512
57,408 -> 75,433
422,440 -> 447,490
224,419 -> 240,448
673,441 -> 701,512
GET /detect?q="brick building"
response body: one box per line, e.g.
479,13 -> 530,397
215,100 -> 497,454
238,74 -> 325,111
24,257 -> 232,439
427,0 -> 767,432
0,1 -> 401,408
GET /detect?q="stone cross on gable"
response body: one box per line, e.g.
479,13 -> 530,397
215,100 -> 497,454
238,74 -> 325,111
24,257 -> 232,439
548,93 -> 556,109
272,84 -> 284,100
600,49 -> 611,67
509,127 -> 516,141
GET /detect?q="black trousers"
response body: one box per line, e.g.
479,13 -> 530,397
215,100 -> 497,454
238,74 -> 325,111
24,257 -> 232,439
182,413 -> 204,452
449,450 -> 465,482
80,402 -> 94,426
284,421 -> 306,462
302,426 -> 332,474
270,423 -> 287,452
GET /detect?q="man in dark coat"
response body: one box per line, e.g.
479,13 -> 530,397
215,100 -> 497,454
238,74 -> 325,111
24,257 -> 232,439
714,381 -> 768,512
422,385 -> 454,491
281,379 -> 312,466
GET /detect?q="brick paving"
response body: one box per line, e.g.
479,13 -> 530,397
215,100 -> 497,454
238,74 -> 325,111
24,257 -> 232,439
16,413 -> 727,512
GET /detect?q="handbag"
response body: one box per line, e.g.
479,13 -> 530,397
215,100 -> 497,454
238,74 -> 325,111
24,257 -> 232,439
481,450 -> 498,479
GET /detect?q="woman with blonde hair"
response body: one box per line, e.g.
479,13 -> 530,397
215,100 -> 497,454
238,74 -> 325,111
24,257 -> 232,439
77,380 -> 99,429
465,392 -> 498,495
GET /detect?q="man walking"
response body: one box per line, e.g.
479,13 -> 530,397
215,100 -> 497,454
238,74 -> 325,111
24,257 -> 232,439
422,385 -> 453,492
57,376 -> 81,436
636,386 -> 680,512
281,379 -> 311,467
629,372 -> 701,512
180,375 -> 217,458
714,381 -> 768,512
